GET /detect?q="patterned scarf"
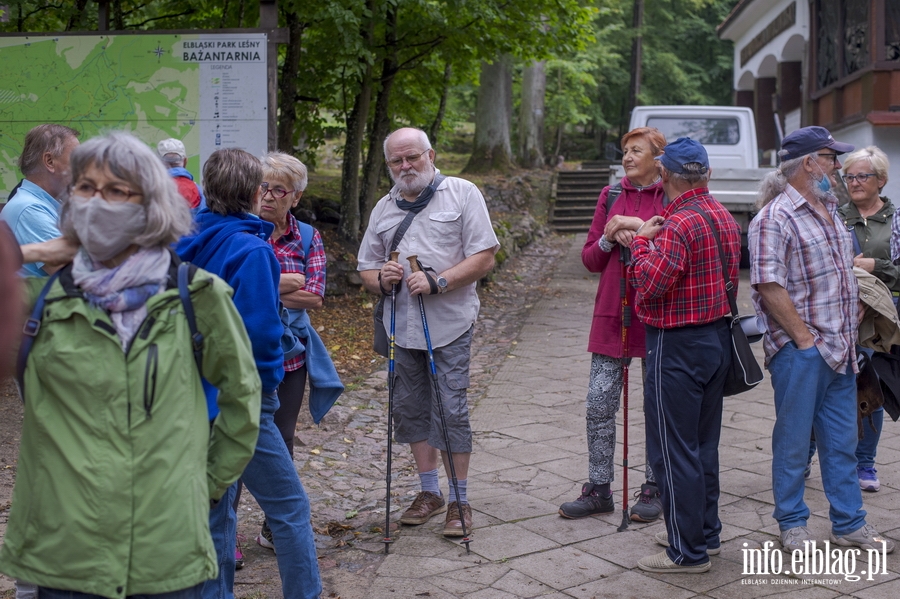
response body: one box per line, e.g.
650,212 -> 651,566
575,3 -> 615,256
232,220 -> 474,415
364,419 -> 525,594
71,247 -> 171,351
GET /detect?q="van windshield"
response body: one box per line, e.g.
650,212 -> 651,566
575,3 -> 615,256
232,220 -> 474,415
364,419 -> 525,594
646,117 -> 740,145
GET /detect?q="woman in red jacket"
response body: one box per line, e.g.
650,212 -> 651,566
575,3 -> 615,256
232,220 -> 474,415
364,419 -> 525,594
558,127 -> 667,522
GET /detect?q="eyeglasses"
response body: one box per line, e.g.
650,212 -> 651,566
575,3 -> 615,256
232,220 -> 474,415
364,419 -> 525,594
816,153 -> 839,164
260,182 -> 296,199
70,181 -> 142,202
842,173 -> 877,183
386,152 -> 427,168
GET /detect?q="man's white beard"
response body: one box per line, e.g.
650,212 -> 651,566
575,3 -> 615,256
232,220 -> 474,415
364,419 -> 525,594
392,164 -> 434,197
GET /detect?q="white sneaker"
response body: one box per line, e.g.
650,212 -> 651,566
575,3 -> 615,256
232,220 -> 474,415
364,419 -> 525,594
831,524 -> 894,553
780,526 -> 813,553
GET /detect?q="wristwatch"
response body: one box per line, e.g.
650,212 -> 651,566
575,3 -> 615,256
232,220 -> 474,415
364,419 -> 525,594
437,275 -> 448,294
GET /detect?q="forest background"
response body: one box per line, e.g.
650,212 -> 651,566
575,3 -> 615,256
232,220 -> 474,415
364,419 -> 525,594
1,0 -> 741,242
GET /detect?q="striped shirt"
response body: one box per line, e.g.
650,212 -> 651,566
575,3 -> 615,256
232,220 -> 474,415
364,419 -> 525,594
749,184 -> 859,373
268,213 -> 326,370
629,187 -> 741,329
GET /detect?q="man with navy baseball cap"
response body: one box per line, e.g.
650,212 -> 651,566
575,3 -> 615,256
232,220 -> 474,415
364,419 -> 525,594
779,125 -> 854,161
628,137 -> 743,573
750,126 -> 896,556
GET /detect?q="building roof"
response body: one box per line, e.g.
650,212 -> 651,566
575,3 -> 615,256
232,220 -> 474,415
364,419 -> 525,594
717,0 -> 755,36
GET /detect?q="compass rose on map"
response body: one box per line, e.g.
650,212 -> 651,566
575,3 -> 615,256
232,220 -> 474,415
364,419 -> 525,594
151,44 -> 165,61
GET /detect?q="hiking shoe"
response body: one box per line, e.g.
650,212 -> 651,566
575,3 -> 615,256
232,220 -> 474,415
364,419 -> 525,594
256,520 -> 276,553
831,524 -> 895,553
400,491 -> 446,525
637,550 -> 710,573
558,483 -> 614,519
235,533 -> 246,570
630,483 -> 662,522
443,501 -> 473,537
654,531 -> 720,555
780,526 -> 813,553
858,467 -> 880,492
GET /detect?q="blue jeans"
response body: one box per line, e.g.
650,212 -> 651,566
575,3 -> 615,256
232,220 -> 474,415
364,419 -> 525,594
202,392 -> 321,599
39,583 -> 202,599
769,343 -> 866,536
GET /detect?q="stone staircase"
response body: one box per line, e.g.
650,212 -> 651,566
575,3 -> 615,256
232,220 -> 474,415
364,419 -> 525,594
549,164 -> 611,233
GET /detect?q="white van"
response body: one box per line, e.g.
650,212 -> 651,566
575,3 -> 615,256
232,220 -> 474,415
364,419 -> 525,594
628,105 -> 760,169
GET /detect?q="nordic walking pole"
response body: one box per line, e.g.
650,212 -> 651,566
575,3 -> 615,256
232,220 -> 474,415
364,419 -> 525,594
617,246 -> 632,533
407,255 -> 472,553
383,251 -> 400,554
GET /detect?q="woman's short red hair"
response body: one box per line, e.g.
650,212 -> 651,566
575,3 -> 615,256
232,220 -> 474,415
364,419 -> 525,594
621,127 -> 667,156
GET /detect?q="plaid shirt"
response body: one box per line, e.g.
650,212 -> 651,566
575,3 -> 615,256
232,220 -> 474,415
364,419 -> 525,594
750,184 -> 859,373
268,213 -> 326,370
629,187 -> 741,329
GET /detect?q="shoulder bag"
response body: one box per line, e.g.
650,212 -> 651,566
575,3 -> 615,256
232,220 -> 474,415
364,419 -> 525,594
687,206 -> 765,396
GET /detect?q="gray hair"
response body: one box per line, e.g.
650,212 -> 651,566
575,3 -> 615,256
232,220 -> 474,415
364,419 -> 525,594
160,153 -> 184,168
203,148 -> 263,215
59,132 -> 192,247
843,146 -> 889,185
18,124 -> 80,176
756,154 -> 808,208
664,162 -> 710,186
261,151 -> 308,191
383,128 -> 432,157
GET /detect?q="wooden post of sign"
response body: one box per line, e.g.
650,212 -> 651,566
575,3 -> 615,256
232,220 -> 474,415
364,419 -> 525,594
259,0 -> 278,151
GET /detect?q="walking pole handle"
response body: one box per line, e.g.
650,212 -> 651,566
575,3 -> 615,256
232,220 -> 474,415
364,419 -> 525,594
407,255 -> 421,272
389,251 -> 400,263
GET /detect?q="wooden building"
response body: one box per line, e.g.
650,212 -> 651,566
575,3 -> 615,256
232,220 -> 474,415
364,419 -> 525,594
718,0 -> 900,199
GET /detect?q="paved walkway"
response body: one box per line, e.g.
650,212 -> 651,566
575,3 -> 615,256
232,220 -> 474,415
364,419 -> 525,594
357,234 -> 900,598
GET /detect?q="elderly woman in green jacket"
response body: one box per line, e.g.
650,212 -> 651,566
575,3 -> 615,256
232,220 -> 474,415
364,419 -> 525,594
806,145 -> 898,492
0,132 -> 262,599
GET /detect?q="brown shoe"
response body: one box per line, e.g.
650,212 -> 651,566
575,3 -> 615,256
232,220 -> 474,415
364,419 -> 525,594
443,501 -> 473,537
400,491 -> 446,525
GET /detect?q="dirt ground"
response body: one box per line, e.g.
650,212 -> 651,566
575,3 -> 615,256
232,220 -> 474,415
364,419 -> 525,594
0,231 -> 572,598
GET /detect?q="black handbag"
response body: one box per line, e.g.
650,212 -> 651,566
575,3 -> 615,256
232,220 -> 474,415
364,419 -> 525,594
688,206 -> 765,396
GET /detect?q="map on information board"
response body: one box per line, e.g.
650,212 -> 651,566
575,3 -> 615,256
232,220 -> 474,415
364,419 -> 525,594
0,32 -> 267,196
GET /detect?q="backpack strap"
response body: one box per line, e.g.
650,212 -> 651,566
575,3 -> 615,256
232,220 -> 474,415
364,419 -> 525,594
177,261 -> 204,374
16,270 -> 61,400
605,183 -> 624,215
296,220 -> 314,265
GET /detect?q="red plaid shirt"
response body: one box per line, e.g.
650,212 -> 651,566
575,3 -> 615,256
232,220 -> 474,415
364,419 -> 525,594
268,213 -> 326,370
629,187 -> 741,329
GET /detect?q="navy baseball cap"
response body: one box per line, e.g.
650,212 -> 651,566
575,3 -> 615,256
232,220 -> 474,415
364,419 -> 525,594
780,126 -> 853,161
657,137 -> 709,174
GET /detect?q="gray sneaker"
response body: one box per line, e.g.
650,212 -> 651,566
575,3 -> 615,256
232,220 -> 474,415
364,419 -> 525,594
780,526 -> 813,552
558,483 -> 614,519
630,483 -> 662,522
831,524 -> 895,553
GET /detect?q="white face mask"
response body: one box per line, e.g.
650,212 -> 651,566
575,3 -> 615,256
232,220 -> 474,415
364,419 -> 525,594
69,196 -> 147,262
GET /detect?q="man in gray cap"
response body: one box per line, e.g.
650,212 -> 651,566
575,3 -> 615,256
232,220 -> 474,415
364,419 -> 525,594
626,137 -> 742,573
750,126 -> 895,555
157,138 -> 205,209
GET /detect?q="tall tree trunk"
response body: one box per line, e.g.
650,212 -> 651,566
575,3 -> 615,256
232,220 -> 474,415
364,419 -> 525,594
627,0 -> 645,117
65,0 -> 90,30
463,56 -> 513,173
359,6 -> 398,227
429,63 -> 452,147
338,1 -> 376,242
519,60 -> 546,168
277,11 -> 304,152
112,0 -> 124,29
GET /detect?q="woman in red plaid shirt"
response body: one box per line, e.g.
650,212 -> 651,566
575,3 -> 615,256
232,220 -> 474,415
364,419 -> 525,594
254,151 -> 328,550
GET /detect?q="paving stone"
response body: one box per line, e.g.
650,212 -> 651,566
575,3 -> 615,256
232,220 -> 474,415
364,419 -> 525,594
468,523 -> 560,561
561,569 -> 695,599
